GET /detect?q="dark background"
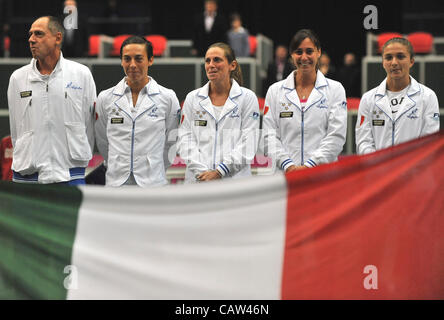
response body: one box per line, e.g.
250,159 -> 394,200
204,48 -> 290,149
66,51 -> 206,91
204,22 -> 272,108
1,0 -> 444,65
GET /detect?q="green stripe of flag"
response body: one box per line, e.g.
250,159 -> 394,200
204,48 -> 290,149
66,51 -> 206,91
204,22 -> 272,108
0,181 -> 82,299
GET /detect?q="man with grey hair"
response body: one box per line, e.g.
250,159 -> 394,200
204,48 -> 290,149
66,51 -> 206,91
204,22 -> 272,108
7,16 -> 96,184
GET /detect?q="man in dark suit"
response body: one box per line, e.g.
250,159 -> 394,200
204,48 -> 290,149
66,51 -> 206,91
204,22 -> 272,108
263,45 -> 294,95
191,0 -> 229,57
336,52 -> 361,97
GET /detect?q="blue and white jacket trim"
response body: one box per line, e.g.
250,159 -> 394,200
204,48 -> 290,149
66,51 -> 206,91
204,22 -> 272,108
216,162 -> 230,177
304,159 -> 317,168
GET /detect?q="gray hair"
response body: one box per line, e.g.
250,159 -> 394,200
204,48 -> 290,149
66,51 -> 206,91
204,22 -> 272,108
44,16 -> 65,47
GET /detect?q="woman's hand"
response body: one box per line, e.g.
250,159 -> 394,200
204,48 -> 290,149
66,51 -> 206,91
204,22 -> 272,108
196,170 -> 222,182
285,165 -> 308,173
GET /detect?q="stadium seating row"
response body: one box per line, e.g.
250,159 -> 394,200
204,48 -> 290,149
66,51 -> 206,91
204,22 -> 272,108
88,34 -> 258,57
370,31 -> 435,55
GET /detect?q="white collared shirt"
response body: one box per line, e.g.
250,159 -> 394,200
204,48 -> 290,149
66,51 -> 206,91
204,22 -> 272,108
204,12 -> 216,33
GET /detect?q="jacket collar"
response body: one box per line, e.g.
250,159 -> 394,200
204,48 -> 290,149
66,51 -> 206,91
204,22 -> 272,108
283,70 -> 327,111
28,52 -> 64,82
197,79 -> 242,121
282,70 -> 328,91
112,76 -> 160,96
113,77 -> 159,119
375,76 -> 421,121
375,76 -> 420,97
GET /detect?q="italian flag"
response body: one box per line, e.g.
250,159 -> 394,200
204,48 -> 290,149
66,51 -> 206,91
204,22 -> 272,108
1,131 -> 443,299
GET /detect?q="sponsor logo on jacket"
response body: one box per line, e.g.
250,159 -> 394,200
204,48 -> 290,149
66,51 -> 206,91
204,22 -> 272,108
407,108 -> 418,119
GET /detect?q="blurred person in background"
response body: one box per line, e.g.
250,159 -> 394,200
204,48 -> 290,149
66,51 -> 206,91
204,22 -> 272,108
336,52 -> 361,98
227,12 -> 250,58
263,44 -> 294,95
62,0 -> 89,57
191,0 -> 228,56
319,52 -> 335,79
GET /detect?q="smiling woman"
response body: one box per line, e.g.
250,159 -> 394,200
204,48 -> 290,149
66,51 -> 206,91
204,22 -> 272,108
94,36 -> 181,187
178,42 -> 260,183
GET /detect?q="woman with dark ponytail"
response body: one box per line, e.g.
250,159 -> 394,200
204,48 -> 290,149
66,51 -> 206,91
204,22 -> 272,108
178,42 -> 260,182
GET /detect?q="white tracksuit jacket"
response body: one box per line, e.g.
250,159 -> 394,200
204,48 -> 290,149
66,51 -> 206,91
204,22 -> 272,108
94,77 -> 180,187
178,80 -> 260,183
7,53 -> 96,183
356,76 -> 440,154
262,70 -> 347,171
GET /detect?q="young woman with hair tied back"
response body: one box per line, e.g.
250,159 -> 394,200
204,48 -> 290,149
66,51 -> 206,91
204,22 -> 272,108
356,37 -> 440,154
262,29 -> 347,173
178,42 -> 260,183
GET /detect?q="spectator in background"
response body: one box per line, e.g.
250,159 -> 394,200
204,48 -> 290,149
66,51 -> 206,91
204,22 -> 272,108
62,0 -> 89,57
319,52 -> 335,79
227,13 -> 250,58
0,135 -> 13,181
191,0 -> 229,56
336,52 -> 361,97
263,44 -> 294,95
105,0 -> 119,19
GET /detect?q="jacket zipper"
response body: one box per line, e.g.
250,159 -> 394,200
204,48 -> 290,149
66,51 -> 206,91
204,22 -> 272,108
213,122 -> 218,170
131,120 -> 135,174
392,120 -> 395,146
301,109 -> 304,165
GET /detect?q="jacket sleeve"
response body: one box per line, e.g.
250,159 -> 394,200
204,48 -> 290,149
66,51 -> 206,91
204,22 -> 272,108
94,92 -> 109,164
177,94 -> 209,176
355,92 -> 376,155
163,90 -> 181,169
216,91 -> 260,177
82,68 -> 97,155
262,85 -> 295,171
420,89 -> 440,136
305,84 -> 347,167
7,74 -> 17,147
